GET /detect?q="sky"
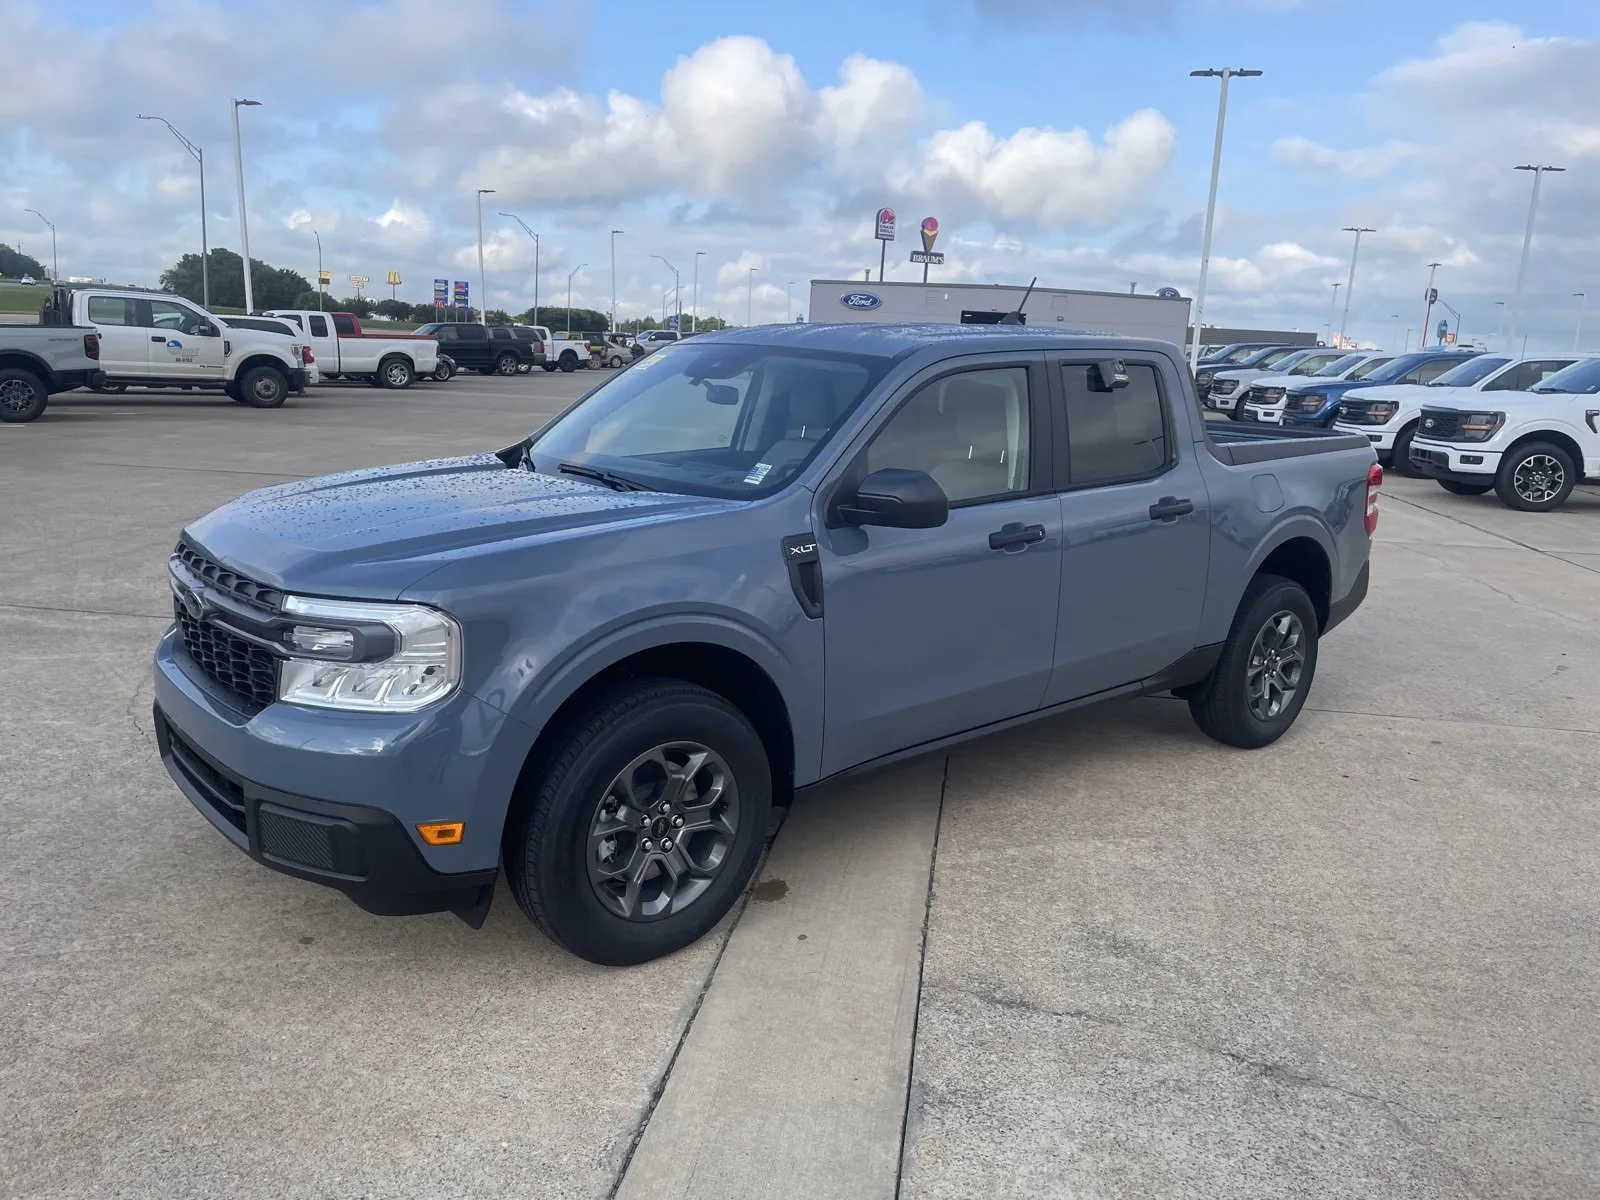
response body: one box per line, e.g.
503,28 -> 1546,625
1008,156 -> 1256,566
4,0 -> 1600,350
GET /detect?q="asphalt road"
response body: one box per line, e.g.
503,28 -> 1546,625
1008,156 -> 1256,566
3,375 -> 1597,1198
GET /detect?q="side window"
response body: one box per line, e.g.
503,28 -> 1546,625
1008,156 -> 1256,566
1409,359 -> 1460,385
865,367 -> 1031,505
148,299 -> 213,335
86,296 -> 136,325
1062,362 -> 1170,488
307,315 -> 329,338
332,314 -> 357,336
432,325 -> 455,343
457,325 -> 487,342
1486,360 -> 1567,391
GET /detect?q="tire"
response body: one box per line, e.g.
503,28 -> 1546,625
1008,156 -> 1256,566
1389,423 -> 1421,477
378,357 -> 414,389
516,362 -> 534,374
1187,574 -> 1319,749
505,679 -> 772,966
542,363 -> 558,372
1495,441 -> 1577,512
91,383 -> 127,395
608,354 -> 624,368
0,367 -> 48,423
1438,480 -> 1493,497
432,360 -> 455,382
558,351 -> 578,373
237,365 -> 289,408
495,353 -> 519,376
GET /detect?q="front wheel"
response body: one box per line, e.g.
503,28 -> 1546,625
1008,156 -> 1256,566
1188,574 -> 1319,749
237,365 -> 288,408
504,679 -> 772,966
432,359 -> 455,382
541,363 -> 558,372
379,357 -> 414,389
1388,424 -> 1422,477
0,367 -> 48,423
607,354 -> 624,368
1495,441 -> 1576,512
1438,480 -> 1493,497
558,352 -> 578,373
91,383 -> 128,395
516,361 -> 533,374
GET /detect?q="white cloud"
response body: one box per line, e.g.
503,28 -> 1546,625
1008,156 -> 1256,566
1273,136 -> 1417,180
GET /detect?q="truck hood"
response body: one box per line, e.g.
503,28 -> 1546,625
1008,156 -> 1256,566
1337,383 -> 1434,403
185,455 -> 738,599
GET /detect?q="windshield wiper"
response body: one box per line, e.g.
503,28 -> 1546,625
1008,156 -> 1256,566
555,461 -> 654,492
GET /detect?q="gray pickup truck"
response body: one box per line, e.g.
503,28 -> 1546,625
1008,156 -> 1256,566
153,325 -> 1379,964
1,325 -> 105,422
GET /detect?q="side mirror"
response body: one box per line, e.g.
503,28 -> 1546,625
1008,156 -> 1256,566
836,468 -> 948,529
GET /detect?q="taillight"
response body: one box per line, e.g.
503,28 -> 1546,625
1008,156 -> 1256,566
1364,462 -> 1383,535
83,332 -> 100,360
301,345 -> 315,364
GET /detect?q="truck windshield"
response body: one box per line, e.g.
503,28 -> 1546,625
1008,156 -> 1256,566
1533,359 -> 1600,394
1343,356 -> 1395,380
1429,357 -> 1510,387
529,341 -> 890,499
1358,354 -> 1452,385
1314,354 -> 1366,377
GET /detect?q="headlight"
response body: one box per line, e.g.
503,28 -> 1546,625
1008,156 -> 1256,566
1262,387 -> 1285,400
1365,402 -> 1398,423
277,596 -> 461,712
1458,412 -> 1505,442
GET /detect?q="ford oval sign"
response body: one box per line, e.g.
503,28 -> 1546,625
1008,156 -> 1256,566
840,292 -> 882,311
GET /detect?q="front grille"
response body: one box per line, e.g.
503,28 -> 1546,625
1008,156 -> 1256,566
173,541 -> 283,614
1418,408 -> 1463,440
175,603 -> 279,710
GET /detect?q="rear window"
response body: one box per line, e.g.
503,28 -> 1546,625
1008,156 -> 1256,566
1429,357 -> 1509,387
1062,362 -> 1169,487
1535,359 -> 1600,394
87,296 -> 137,325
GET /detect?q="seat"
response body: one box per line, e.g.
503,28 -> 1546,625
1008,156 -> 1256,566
929,378 -> 1014,501
760,368 -> 843,472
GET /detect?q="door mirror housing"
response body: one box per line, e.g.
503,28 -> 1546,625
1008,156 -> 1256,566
835,468 -> 949,529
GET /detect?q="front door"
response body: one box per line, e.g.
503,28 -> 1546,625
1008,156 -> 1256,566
1044,357 -> 1212,703
451,324 -> 489,370
145,298 -> 226,383
82,294 -> 149,379
818,358 -> 1062,775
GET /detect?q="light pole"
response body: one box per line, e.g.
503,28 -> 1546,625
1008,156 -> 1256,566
1390,314 -> 1401,350
1494,300 -> 1507,350
692,251 -> 705,333
1337,226 -> 1375,348
1509,164 -> 1564,345
230,98 -> 261,312
610,230 -> 624,332
747,267 -> 758,326
24,209 -> 57,284
138,114 -> 209,309
501,212 -> 539,326
651,255 -> 680,330
566,264 -> 586,334
1187,67 -> 1263,369
1324,281 -> 1340,346
1574,292 -> 1587,352
474,188 -> 495,323
1419,260 -> 1441,349
313,229 -> 323,309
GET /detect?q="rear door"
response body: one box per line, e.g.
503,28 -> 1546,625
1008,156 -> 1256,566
451,324 -> 489,369
81,294 -> 148,379
1044,355 -> 1212,703
146,298 -> 225,382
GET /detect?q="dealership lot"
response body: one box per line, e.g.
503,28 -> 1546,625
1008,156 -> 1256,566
3,376 -> 1598,1198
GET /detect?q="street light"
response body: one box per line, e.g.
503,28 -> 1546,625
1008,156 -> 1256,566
1187,67 -> 1263,369
747,267 -> 758,326
312,229 -> 322,309
24,209 -> 57,284
1419,261 -> 1442,349
1390,313 -> 1401,350
1509,164 -> 1565,344
1574,292 -> 1587,352
1337,226 -> 1375,348
501,212 -> 539,327
474,188 -> 495,323
566,264 -> 586,334
1325,282 -> 1340,346
610,230 -> 624,332
230,99 -> 261,312
137,114 -> 209,309
692,251 -> 706,333
651,255 -> 680,331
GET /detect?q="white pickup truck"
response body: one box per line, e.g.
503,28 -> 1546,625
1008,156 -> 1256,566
41,286 -> 310,408
523,325 -> 591,373
1409,356 -> 1600,512
263,310 -> 438,389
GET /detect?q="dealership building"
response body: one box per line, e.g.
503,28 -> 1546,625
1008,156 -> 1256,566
807,279 -> 1192,347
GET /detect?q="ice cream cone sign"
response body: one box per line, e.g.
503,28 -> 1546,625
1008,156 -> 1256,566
921,218 -> 939,253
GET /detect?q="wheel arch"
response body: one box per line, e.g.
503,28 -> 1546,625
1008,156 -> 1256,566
1238,520 -> 1336,631
1503,428 -> 1584,471
231,353 -> 291,380
0,349 -> 56,387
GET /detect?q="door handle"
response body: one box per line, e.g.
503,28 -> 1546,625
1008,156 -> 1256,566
989,522 -> 1046,550
1148,497 -> 1194,521
150,335 -> 167,343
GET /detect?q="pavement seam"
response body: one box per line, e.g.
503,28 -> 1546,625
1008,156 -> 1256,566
603,835 -> 775,1200
893,753 -> 949,1200
0,600 -> 171,621
76,460 -> 310,479
1386,491 -> 1580,559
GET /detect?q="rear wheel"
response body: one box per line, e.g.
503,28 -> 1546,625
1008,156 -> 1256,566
238,365 -> 289,408
1188,574 -> 1319,749
90,382 -> 127,395
504,679 -> 771,966
559,351 -> 579,373
379,357 -> 414,389
1438,480 -> 1493,497
431,359 -> 455,382
608,354 -> 624,368
1495,441 -> 1576,512
516,361 -> 533,374
0,367 -> 48,423
495,353 -> 519,376
542,363 -> 558,372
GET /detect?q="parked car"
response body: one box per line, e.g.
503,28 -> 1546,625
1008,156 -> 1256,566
635,329 -> 683,356
1205,346 -> 1316,415
41,285 -> 310,407
1410,356 -> 1600,511
491,325 -> 543,374
1240,353 -> 1395,425
153,324 -> 1378,966
1280,351 -> 1483,430
1193,344 -> 1297,400
218,316 -> 322,387
264,310 -> 439,389
1212,348 -> 1349,421
412,322 -> 535,376
430,354 -> 457,382
0,324 -> 104,422
1332,354 -> 1579,472
601,334 -> 638,367
522,326 -> 592,372
19,275 -> 37,286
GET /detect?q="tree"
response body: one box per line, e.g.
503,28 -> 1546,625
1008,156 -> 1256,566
523,305 -> 608,332
486,309 -> 512,326
291,291 -> 327,312
374,299 -> 412,321
160,247 -> 310,312
0,243 -> 46,280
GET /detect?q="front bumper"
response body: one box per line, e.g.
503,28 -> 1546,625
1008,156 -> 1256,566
1409,440 -> 1501,481
1334,421 -> 1396,449
1283,409 -> 1339,429
153,629 -> 531,924
1239,404 -> 1283,424
1206,389 -> 1241,413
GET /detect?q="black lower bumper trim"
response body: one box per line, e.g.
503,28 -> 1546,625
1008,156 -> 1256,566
1410,453 -> 1493,487
1325,561 -> 1370,633
154,705 -> 497,926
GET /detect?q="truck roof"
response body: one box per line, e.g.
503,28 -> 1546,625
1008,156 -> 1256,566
693,322 -> 1181,359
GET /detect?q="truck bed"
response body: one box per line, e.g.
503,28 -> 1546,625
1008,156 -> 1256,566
1206,420 -> 1372,465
